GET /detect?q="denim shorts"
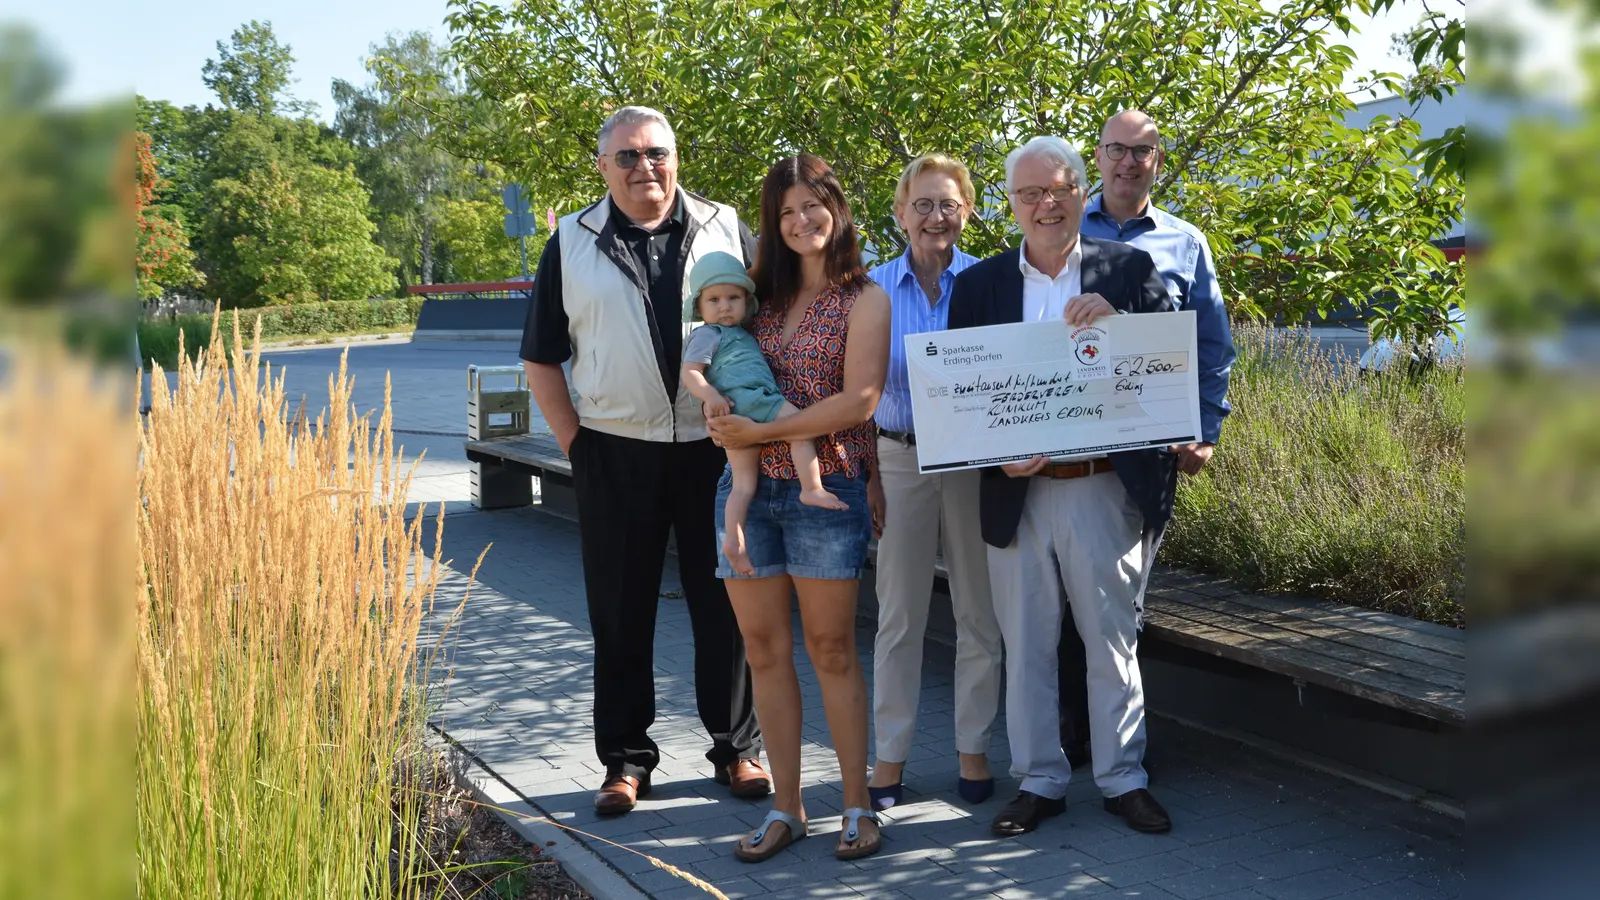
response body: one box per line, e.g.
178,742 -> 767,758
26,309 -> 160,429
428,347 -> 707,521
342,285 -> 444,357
715,467 -> 871,580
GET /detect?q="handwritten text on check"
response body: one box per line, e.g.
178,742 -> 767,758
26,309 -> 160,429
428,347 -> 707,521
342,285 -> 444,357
904,311 -> 1202,473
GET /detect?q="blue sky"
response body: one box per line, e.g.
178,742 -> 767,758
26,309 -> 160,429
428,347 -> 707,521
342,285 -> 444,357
27,0 -> 452,118
17,0 -> 1509,119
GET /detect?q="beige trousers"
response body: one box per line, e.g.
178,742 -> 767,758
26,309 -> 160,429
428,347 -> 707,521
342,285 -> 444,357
871,437 -> 1004,763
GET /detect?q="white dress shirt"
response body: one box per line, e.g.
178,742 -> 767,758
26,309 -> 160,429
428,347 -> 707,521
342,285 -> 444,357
1020,240 -> 1104,463
1020,239 -> 1083,323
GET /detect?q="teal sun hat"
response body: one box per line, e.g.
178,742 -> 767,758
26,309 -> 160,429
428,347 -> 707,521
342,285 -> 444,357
684,251 -> 757,321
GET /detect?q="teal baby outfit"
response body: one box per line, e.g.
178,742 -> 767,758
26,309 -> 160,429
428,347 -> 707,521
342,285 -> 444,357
684,250 -> 787,423
684,324 -> 788,423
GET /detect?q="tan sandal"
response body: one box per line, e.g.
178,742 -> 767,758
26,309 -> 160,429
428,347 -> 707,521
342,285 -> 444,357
834,807 -> 882,860
734,809 -> 807,863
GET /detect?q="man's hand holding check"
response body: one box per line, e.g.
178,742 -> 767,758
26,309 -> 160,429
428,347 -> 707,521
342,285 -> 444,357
1062,293 -> 1210,475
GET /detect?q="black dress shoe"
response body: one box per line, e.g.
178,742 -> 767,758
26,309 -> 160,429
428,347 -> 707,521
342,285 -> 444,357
1103,788 -> 1171,833
991,791 -> 1066,836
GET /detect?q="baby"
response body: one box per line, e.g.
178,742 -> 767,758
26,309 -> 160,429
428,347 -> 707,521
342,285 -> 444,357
680,251 -> 846,576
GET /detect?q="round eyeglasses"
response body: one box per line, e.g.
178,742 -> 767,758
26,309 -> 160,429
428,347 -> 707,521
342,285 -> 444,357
910,198 -> 964,216
1101,143 -> 1158,162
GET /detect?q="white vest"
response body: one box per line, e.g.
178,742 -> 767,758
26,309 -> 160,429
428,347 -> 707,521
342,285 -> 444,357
558,189 -> 746,442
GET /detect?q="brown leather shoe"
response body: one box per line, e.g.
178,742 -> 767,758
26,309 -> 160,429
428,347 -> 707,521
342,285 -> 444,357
594,773 -> 650,816
714,759 -> 773,799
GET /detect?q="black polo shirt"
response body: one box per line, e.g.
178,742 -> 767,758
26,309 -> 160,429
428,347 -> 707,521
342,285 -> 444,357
611,198 -> 688,395
521,196 -> 755,400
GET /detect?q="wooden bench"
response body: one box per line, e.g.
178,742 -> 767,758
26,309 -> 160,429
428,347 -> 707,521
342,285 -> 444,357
464,432 -> 1464,730
465,431 -> 574,490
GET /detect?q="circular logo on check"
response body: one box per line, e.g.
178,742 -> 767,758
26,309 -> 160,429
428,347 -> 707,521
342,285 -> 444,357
1073,326 -> 1107,366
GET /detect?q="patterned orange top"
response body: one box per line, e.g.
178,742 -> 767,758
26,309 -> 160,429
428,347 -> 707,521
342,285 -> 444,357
752,279 -> 877,480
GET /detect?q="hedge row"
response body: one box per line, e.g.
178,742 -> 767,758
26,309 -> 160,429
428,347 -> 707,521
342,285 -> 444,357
139,298 -> 426,368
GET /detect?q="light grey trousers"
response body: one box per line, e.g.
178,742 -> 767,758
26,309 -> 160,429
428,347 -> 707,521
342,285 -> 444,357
871,438 -> 1004,763
987,472 -> 1150,800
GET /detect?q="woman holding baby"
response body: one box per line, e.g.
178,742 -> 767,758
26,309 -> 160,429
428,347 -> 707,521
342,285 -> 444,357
698,153 -> 891,863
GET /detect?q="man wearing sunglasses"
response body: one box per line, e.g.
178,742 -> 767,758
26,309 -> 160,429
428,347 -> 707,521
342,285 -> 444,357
520,105 -> 767,816
1056,109 -> 1238,772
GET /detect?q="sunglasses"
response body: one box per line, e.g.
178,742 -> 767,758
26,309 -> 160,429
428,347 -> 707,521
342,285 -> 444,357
611,146 -> 674,169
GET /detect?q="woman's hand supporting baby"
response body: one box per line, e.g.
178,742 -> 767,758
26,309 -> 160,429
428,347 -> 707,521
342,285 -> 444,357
706,414 -> 765,449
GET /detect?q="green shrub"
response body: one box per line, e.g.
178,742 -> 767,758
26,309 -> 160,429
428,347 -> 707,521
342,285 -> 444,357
60,308 -> 140,368
1470,371 -> 1600,619
138,297 -> 425,368
137,317 -> 212,370
1164,324 -> 1464,625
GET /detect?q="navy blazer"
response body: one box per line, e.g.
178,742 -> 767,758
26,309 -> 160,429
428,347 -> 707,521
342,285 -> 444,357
947,237 -> 1179,549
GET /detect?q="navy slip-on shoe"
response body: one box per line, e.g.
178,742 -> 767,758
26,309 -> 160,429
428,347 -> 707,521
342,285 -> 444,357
868,783 -> 902,811
957,776 -> 995,803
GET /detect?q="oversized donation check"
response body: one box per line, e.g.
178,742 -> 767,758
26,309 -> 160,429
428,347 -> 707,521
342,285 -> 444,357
905,311 -> 1202,473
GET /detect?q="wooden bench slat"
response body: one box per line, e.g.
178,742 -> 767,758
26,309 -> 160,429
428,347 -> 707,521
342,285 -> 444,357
1143,604 -> 1463,723
1172,586 -> 1465,659
1151,564 -> 1463,652
467,434 -> 569,473
1148,591 -> 1464,693
1147,587 -> 1464,684
1141,609 -> 1460,724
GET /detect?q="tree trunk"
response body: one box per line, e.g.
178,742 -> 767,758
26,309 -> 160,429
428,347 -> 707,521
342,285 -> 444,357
419,217 -> 435,286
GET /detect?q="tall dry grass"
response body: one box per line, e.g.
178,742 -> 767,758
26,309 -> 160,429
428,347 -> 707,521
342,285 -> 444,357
1165,324 -> 1465,625
1,342 -> 134,900
136,316 -> 467,896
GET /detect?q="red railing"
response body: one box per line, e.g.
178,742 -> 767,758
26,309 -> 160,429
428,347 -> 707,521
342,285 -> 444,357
407,281 -> 532,297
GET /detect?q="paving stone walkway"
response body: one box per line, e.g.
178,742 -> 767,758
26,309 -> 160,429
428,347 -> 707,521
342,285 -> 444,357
266,339 -> 1464,900
420,505 -> 1463,900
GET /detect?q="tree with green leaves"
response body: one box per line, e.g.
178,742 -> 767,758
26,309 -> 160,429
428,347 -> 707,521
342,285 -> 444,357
205,160 -> 395,305
138,21 -> 398,307
397,0 -> 1462,341
334,31 -> 461,288
435,195 -> 537,283
0,23 -> 127,304
202,20 -> 310,118
1470,0 -> 1599,333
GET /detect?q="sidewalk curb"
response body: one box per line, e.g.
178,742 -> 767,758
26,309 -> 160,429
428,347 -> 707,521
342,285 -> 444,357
258,331 -> 415,350
436,731 -> 649,900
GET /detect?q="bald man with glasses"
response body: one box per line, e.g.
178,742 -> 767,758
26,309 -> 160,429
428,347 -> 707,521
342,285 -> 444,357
1055,109 -> 1237,771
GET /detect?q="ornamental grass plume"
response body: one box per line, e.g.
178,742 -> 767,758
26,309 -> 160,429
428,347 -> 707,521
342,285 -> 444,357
136,313 -> 468,897
0,338 -> 135,900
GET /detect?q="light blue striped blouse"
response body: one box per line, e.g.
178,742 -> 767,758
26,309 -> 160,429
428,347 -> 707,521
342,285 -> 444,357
868,247 -> 980,434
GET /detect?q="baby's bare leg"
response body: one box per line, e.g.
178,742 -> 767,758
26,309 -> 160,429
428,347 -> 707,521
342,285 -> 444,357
775,402 -> 847,510
723,447 -> 761,576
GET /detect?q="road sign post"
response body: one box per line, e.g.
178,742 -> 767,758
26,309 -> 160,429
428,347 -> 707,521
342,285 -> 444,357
501,184 -> 538,280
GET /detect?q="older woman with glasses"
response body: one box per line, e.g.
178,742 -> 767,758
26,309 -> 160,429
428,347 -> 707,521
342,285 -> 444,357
864,154 -> 1005,811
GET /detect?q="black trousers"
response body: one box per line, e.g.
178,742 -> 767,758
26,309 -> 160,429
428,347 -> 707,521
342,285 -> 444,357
568,426 -> 760,780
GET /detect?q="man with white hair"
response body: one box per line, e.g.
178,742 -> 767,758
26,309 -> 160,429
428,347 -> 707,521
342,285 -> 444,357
520,106 -> 767,815
947,136 -> 1177,836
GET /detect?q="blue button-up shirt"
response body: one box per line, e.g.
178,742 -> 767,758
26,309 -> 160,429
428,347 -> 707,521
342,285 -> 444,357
1082,195 -> 1235,444
869,247 -> 980,434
